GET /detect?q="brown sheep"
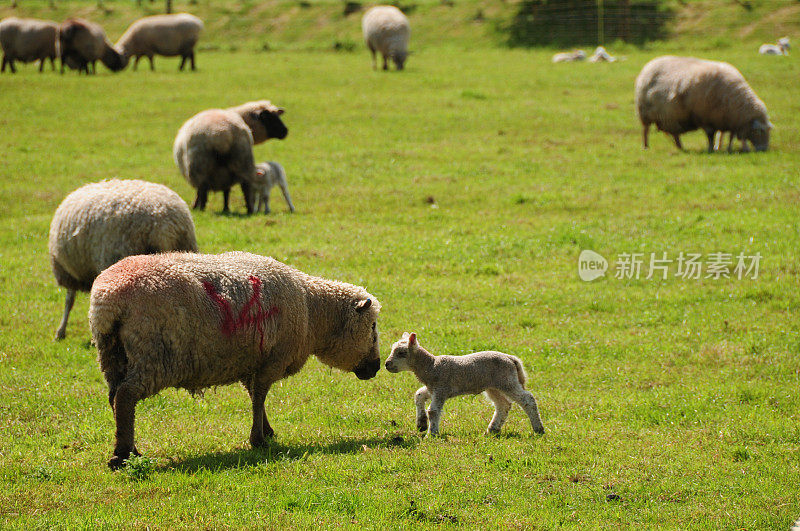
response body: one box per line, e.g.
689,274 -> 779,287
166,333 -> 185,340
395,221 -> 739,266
58,18 -> 126,74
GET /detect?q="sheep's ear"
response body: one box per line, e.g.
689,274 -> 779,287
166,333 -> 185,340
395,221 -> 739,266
276,108 -> 285,116
401,332 -> 410,339
356,299 -> 372,313
256,168 -> 265,177
752,119 -> 770,131
408,333 -> 417,346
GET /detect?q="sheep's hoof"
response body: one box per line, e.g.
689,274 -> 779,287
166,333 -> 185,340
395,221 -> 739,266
533,427 -> 546,435
54,330 -> 66,341
108,454 -> 127,470
416,421 -> 428,433
486,427 -> 501,436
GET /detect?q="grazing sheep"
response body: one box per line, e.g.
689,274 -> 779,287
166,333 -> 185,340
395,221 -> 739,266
551,49 -> 586,63
635,55 -> 771,152
173,101 -> 288,214
253,161 -> 295,214
116,13 -> 203,71
362,5 -> 410,71
589,45 -> 616,63
48,179 -> 198,340
385,333 -> 545,436
89,251 -> 381,469
759,37 -> 790,56
58,18 -> 126,74
0,17 -> 58,73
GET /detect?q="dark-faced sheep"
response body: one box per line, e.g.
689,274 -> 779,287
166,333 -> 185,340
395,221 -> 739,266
635,55 -> 771,152
90,251 -> 381,469
116,13 -> 203,71
48,179 -> 198,340
0,17 -> 58,73
362,5 -> 410,71
58,18 -> 126,74
173,101 -> 288,214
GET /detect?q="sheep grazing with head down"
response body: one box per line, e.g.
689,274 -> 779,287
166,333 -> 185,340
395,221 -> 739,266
253,161 -> 295,214
89,251 -> 382,469
173,101 -> 288,214
385,333 -> 545,436
48,179 -> 198,340
58,18 -> 126,74
0,17 -> 58,73
759,37 -> 790,56
635,55 -> 771,152
116,13 -> 203,71
551,49 -> 585,63
362,5 -> 410,71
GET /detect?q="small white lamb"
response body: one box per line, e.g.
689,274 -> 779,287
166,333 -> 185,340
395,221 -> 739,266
253,161 -> 295,214
385,332 -> 545,436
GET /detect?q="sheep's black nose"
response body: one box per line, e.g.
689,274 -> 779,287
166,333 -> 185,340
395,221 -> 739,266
354,358 -> 380,380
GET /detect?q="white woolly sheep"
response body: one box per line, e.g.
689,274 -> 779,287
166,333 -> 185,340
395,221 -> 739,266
362,5 -> 410,71
49,179 -> 198,340
551,49 -> 586,63
759,37 -> 790,56
173,101 -> 288,214
253,161 -> 295,214
589,45 -> 616,63
635,55 -> 771,152
58,18 -> 126,74
0,17 -> 58,73
89,251 -> 381,469
385,333 -> 545,436
116,13 -> 203,71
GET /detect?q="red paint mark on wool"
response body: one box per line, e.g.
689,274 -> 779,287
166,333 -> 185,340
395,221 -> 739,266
202,275 -> 279,350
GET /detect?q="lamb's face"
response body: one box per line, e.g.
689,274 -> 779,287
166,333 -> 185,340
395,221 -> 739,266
385,335 -> 413,373
747,119 -> 771,152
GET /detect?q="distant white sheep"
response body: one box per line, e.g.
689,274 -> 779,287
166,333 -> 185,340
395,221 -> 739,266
759,37 -> 790,55
48,179 -> 198,340
362,5 -> 410,71
116,13 -> 203,71
253,161 -> 295,214
0,17 -> 58,73
385,333 -> 545,436
589,46 -> 616,63
551,49 -> 585,63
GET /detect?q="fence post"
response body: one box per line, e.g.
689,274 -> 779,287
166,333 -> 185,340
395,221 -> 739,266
597,0 -> 604,45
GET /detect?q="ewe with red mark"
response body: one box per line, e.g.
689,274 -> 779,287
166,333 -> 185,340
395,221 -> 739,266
90,251 -> 381,469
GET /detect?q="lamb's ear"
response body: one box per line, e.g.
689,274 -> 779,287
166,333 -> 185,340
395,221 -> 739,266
355,298 -> 372,313
408,333 -> 417,347
256,168 -> 265,177
276,108 -> 285,116
401,332 -> 410,339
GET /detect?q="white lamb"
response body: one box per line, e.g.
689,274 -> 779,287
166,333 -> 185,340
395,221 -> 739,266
551,49 -> 586,63
759,37 -> 790,56
253,161 -> 295,214
385,333 -> 545,436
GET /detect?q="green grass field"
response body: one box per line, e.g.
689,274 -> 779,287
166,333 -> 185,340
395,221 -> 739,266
2,2 -> 800,528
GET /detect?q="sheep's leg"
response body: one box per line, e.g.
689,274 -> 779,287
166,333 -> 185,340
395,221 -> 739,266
90,61 -> 96,75
148,55 -> 154,71
672,134 -> 683,151
49,56 -> 55,71
38,58 -> 45,72
133,56 -> 140,71
262,189 -> 271,214
9,59 -> 15,74
382,54 -> 389,71
246,375 -> 274,447
504,387 -> 545,435
54,288 -> 76,340
426,393 -> 446,436
1,55 -> 6,73
194,187 -> 208,210
704,129 -> 715,154
642,123 -> 649,149
189,51 -> 196,71
727,134 -> 735,153
179,55 -> 187,71
222,189 -> 231,213
368,45 -> 377,70
109,383 -> 141,470
485,389 -> 512,434
414,386 -> 430,432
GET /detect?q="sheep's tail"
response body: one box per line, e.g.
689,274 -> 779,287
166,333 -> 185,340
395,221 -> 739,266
511,356 -> 527,387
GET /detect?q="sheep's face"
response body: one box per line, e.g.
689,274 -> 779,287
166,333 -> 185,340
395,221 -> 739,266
385,332 -> 416,373
746,119 -> 771,152
392,52 -> 408,70
318,298 -> 381,380
259,109 -> 288,140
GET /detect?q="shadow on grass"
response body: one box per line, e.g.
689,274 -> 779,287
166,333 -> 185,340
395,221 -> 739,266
161,434 -> 418,473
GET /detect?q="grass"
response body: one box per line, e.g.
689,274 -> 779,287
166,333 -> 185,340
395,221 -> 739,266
1,4 -> 800,529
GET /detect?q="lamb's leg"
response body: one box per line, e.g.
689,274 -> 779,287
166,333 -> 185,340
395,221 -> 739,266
642,123 -> 649,149
426,392 -> 447,436
485,389 -> 512,434
276,172 -> 295,213
109,382 -> 141,470
414,386 -> 430,432
54,288 -> 76,340
504,386 -> 545,434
